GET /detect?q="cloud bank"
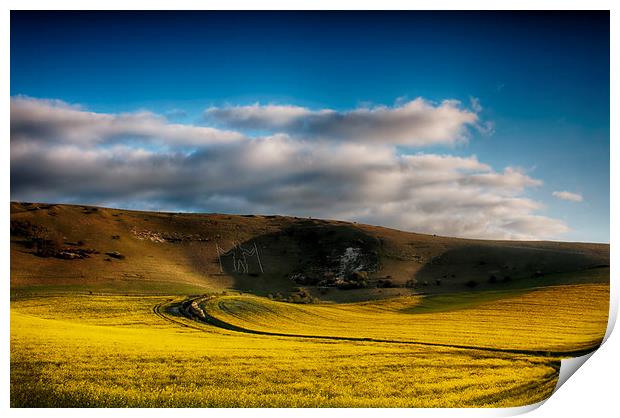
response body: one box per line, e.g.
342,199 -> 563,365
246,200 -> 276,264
10,96 -> 568,240
11,96 -> 244,147
553,191 -> 583,202
204,98 -> 479,146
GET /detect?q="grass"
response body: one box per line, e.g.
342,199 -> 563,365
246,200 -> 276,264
10,202 -> 610,299
10,284 -> 608,407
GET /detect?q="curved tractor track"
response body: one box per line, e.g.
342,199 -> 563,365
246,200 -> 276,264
153,296 -> 596,359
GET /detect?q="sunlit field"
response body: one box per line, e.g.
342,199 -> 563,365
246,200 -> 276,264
10,283 -> 608,407
199,284 -> 609,353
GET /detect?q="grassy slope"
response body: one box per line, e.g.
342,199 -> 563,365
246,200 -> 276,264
10,202 -> 610,300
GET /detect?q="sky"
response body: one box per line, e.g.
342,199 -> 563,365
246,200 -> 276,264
10,11 -> 610,242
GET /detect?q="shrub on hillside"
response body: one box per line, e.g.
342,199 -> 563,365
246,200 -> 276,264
285,288 -> 315,304
33,236 -> 64,257
336,279 -> 367,290
11,220 -> 45,238
11,220 -> 64,257
404,279 -> 418,288
376,279 -> 395,288
348,271 -> 368,282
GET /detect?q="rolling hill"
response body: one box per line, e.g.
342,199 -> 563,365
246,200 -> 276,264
10,201 -> 609,300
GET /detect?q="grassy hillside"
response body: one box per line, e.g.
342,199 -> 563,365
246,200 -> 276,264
10,202 -> 609,301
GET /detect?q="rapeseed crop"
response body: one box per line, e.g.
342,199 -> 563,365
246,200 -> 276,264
10,284 -> 608,407
201,284 -> 609,353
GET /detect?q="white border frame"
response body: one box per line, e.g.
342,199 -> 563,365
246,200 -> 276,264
2,3 -> 616,418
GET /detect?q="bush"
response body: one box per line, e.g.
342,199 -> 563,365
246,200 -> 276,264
286,288 -> 315,304
376,279 -> 395,288
338,280 -> 366,290
435,279 -> 442,286
465,280 -> 479,288
10,220 -> 45,238
10,220 -> 65,257
404,279 -> 418,288
28,232 -> 61,257
348,271 -> 368,282
488,275 -> 498,284
33,236 -> 63,257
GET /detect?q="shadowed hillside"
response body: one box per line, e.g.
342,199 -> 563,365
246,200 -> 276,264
10,202 -> 609,301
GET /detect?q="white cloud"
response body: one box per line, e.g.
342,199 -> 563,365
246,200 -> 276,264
552,190 -> 583,202
204,98 -> 480,146
10,96 -> 569,240
464,167 -> 542,193
11,96 -> 245,147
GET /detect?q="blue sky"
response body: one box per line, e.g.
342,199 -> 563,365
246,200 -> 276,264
10,11 -> 609,242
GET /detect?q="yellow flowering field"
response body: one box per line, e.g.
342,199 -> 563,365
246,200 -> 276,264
10,283 -> 608,407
